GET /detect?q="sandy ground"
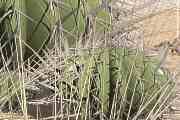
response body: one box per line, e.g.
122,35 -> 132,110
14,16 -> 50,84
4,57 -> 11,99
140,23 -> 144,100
112,0 -> 180,119
147,9 -> 180,120
0,1 -> 179,119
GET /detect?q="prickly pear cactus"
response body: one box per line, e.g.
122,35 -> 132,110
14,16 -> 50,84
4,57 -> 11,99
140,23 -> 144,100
110,48 -> 174,118
0,1 -> 15,68
0,0 -> 111,67
60,0 -> 111,46
14,0 -> 58,60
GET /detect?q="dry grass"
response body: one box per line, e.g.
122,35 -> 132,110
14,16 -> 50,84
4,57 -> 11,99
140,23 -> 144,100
0,1 -> 179,120
0,112 -> 34,120
112,1 -> 180,119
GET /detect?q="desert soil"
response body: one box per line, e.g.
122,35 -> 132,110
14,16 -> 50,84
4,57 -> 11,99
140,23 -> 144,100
112,0 -> 180,119
142,7 -> 180,120
0,0 -> 179,119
